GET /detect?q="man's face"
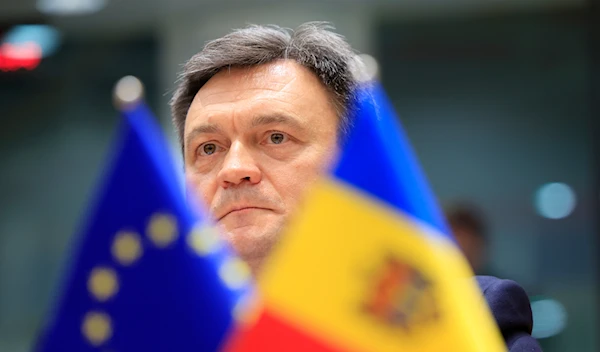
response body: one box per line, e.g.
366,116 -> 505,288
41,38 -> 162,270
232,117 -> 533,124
183,60 -> 339,274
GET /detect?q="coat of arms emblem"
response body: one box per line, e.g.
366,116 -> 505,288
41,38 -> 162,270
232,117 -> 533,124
363,254 -> 439,330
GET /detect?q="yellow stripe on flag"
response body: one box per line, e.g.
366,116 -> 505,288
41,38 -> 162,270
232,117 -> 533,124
259,179 -> 506,352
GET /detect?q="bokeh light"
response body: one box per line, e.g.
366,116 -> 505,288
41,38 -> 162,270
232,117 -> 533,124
531,298 -> 568,339
37,0 -> 107,16
535,183 -> 576,219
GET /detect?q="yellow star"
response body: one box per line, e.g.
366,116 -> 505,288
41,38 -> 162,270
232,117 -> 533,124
147,213 -> 178,248
112,230 -> 143,266
82,311 -> 112,346
88,267 -> 119,301
187,225 -> 222,255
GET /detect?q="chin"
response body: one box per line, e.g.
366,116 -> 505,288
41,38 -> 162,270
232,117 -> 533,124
219,223 -> 283,273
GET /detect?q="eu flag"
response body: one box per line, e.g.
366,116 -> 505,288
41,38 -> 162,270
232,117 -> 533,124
37,77 -> 252,351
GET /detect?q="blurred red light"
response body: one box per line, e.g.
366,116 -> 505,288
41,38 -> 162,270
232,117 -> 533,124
0,41 -> 42,71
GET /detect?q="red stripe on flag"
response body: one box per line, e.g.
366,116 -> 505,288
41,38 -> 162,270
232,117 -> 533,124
224,307 -> 355,352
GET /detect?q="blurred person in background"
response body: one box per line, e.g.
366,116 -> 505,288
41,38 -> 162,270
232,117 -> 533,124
170,22 -> 541,351
446,202 -> 567,345
446,202 -> 493,276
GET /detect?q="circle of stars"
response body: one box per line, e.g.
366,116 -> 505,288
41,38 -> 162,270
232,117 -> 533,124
81,212 -> 252,348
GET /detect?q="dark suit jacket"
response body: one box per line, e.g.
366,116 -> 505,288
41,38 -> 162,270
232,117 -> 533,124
476,276 -> 543,352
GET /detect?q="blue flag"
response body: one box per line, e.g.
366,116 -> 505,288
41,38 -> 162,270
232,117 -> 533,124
334,82 -> 451,238
37,95 -> 252,351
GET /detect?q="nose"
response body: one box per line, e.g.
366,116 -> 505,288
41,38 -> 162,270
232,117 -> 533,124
216,141 -> 262,188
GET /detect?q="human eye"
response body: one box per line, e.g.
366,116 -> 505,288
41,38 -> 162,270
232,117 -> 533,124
265,131 -> 289,145
197,142 -> 224,156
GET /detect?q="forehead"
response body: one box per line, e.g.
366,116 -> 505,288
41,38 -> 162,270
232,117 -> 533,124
198,61 -> 305,102
186,60 -> 335,124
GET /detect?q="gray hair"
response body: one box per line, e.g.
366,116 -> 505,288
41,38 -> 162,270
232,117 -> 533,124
170,21 -> 362,147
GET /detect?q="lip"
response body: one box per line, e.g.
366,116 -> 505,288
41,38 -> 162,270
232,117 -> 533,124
217,206 -> 271,221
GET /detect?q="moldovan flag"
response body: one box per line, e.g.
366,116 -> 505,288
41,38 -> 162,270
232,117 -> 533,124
226,82 -> 506,352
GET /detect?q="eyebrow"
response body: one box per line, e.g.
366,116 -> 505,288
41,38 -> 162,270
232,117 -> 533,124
184,124 -> 222,150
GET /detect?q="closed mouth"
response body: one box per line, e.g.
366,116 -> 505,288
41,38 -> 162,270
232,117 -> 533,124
218,207 -> 271,221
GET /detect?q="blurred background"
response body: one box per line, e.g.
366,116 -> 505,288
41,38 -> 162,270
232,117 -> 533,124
0,0 -> 597,351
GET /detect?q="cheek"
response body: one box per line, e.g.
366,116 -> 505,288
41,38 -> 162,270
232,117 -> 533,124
264,149 -> 333,202
186,170 -> 217,206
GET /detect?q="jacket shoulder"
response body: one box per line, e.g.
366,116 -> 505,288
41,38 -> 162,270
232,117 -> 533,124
476,275 -> 543,352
